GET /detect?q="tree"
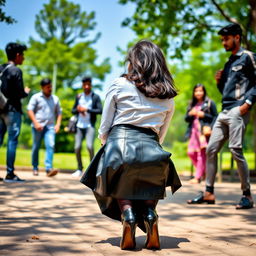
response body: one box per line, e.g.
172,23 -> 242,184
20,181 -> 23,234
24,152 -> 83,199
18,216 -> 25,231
25,0 -> 111,91
20,0 -> 111,153
34,0 -> 98,46
164,40 -> 226,146
119,0 -> 256,57
24,38 -> 110,90
0,49 -> 6,63
0,0 -> 16,24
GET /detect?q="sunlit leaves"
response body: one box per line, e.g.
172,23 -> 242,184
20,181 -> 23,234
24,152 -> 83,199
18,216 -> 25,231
25,0 -> 111,91
0,0 -> 16,24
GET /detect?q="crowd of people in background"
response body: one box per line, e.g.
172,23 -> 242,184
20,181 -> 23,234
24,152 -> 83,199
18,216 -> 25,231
187,23 -> 255,210
0,22 -> 255,250
0,42 -> 102,182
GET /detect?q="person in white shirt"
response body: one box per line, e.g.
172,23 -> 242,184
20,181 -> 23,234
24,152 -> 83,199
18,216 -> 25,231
71,77 -> 102,177
80,40 -> 181,250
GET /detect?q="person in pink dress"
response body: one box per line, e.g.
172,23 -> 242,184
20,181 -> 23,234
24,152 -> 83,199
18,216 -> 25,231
185,84 -> 218,184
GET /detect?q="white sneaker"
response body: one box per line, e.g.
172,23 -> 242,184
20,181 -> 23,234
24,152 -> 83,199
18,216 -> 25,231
72,170 -> 83,177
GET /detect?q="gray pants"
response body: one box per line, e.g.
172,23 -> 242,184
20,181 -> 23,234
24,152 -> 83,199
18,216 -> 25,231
206,106 -> 250,192
75,127 -> 95,170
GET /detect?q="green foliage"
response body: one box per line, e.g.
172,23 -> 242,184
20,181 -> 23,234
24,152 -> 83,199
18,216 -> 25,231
19,123 -> 33,149
24,0 -> 111,91
0,49 -> 6,63
55,97 -> 75,152
0,0 -> 16,24
169,141 -> 188,158
35,0 -> 97,45
162,39 -> 225,145
24,38 -> 110,91
119,0 -> 256,57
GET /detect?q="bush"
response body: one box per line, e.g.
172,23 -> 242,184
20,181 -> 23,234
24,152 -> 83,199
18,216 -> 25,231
19,123 -> 33,149
55,98 -> 75,152
171,140 -> 188,158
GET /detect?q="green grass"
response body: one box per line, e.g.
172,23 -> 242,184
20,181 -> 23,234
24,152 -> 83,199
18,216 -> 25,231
0,147 -> 255,172
171,151 -> 255,173
0,147 -> 91,170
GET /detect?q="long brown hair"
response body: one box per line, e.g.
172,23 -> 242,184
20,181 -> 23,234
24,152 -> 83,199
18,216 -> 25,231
124,40 -> 177,99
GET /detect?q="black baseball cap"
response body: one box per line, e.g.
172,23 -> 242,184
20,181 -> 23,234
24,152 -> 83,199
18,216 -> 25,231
218,23 -> 242,36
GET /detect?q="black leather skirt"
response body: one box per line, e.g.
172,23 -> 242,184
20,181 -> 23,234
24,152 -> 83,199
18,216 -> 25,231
80,124 -> 181,231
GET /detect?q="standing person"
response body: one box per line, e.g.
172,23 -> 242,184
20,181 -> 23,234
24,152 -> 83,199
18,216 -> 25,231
27,78 -> 62,177
0,42 -> 30,183
71,77 -> 102,177
188,23 -> 256,209
80,40 -> 181,250
185,84 -> 217,184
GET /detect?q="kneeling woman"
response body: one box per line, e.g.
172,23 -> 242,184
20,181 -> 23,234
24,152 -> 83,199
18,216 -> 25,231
81,40 -> 181,250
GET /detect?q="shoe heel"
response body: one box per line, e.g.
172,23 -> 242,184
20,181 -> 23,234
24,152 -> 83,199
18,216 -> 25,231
120,221 -> 137,250
144,208 -> 160,250
120,208 -> 137,250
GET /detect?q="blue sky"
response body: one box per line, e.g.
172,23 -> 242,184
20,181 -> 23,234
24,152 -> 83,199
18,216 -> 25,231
0,0 -> 136,96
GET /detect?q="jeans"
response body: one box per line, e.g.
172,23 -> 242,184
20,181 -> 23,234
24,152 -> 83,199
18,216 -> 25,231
32,126 -> 55,170
206,106 -> 250,192
74,127 -> 95,170
0,111 -> 22,174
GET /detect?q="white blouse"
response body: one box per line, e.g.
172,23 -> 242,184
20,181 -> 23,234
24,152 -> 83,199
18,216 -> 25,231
99,77 -> 174,145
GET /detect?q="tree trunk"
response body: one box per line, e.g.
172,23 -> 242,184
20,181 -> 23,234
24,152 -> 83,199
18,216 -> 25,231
248,0 -> 256,170
249,0 -> 256,34
252,105 -> 256,170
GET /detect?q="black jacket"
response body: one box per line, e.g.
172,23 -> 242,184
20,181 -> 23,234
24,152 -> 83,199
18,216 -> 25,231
184,97 -> 218,140
0,63 -> 28,113
218,48 -> 256,110
72,92 -> 102,127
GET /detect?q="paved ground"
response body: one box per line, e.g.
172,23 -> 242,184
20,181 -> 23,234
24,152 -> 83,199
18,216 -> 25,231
0,170 -> 256,256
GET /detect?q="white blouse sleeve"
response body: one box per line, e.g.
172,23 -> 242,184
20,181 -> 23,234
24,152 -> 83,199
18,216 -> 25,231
98,81 -> 118,144
158,100 -> 175,144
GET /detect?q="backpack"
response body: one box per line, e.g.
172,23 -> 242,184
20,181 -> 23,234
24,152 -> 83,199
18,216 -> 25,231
0,64 -> 12,110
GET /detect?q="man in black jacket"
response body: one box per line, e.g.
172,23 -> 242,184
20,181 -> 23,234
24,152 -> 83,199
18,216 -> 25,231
0,42 -> 30,182
71,77 -> 102,177
188,23 -> 256,209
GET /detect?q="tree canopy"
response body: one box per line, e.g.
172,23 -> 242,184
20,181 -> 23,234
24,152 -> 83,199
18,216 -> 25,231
25,0 -> 111,91
119,0 -> 256,57
35,0 -> 98,46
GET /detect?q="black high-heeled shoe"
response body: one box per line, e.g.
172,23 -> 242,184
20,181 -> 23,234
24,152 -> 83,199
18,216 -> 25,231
120,208 -> 137,250
144,208 -> 160,250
